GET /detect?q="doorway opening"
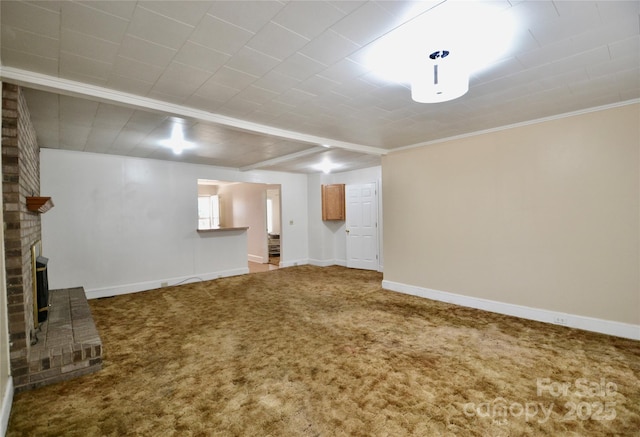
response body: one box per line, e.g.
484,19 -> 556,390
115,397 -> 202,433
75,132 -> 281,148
198,179 -> 282,273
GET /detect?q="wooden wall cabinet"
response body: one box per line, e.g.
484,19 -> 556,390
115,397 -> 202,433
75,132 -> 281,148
321,184 -> 345,221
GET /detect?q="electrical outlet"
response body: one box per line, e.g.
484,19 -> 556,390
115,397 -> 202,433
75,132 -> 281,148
161,281 -> 168,287
553,316 -> 568,326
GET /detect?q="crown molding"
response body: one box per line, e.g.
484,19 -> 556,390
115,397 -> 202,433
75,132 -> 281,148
395,98 -> 640,153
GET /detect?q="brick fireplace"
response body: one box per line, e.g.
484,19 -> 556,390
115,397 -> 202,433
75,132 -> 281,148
2,83 -> 102,391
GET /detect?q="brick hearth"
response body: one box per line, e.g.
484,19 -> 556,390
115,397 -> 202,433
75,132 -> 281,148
22,288 -> 103,392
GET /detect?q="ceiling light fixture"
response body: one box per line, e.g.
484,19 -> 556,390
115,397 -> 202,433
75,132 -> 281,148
313,158 -> 340,174
159,123 -> 195,155
365,1 -> 518,104
411,49 -> 469,103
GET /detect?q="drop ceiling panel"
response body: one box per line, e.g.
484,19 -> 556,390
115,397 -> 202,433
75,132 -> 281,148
2,1 -> 60,38
271,1 -> 346,39
206,0 -> 284,34
140,1 -> 213,27
127,6 -> 195,51
188,14 -> 254,56
117,35 -> 177,70
60,2 -> 129,43
246,22 -> 310,61
174,43 -> 229,75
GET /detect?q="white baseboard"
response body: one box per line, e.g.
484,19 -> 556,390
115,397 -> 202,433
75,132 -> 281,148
248,254 -> 266,264
279,258 -> 309,268
309,258 -> 336,267
382,280 -> 640,341
85,267 -> 250,299
1,376 -> 13,437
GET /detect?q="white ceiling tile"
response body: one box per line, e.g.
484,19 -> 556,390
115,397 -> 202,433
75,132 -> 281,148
59,95 -> 99,123
112,56 -> 165,84
246,22 -> 310,61
59,124 -> 92,150
327,1 -> 366,15
138,1 -> 213,26
61,1 -> 129,43
76,0 -> 136,20
59,51 -> 112,82
317,58 -> 368,83
509,0 -> 559,30
272,53 -> 326,81
183,94 -> 224,113
145,91 -> 187,106
219,97 -> 263,117
234,86 -> 280,105
330,1 -> 397,46
117,35 -> 176,69
106,74 -> 155,96
254,100 -> 297,117
189,14 -> 254,56
609,35 -> 640,60
207,0 -> 284,33
93,104 -> 135,129
208,66 -> 258,90
375,0 -> 443,19
60,28 -> 119,64
273,88 -> 318,107
587,55 -> 640,79
2,26 -> 58,58
226,47 -> 281,77
86,127 -> 120,146
152,62 -> 212,100
251,70 -> 302,94
174,41 -> 230,73
22,88 -> 58,119
125,110 -> 169,131
0,48 -> 58,76
127,5 -> 195,50
553,1 -> 600,26
272,1 -> 346,39
193,78 -> 241,103
32,122 -> 60,148
1,1 -> 60,38
296,75 -> 340,96
596,0 -> 640,21
299,29 -> 360,66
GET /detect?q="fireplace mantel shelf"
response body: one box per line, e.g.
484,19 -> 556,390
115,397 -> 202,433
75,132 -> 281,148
26,196 -> 54,213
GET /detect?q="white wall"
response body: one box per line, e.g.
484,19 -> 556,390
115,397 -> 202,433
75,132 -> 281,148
308,166 -> 383,269
218,182 -> 268,263
40,149 -> 309,297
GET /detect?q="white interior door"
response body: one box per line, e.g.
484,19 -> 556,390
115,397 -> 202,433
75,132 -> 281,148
346,183 -> 378,270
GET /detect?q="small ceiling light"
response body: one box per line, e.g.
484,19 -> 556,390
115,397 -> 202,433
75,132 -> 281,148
313,158 -> 340,174
411,49 -> 469,103
159,123 -> 195,155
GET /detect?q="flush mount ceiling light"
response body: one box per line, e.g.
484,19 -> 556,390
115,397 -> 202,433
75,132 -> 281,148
313,158 -> 341,174
411,49 -> 469,103
159,123 -> 195,155
365,0 -> 518,103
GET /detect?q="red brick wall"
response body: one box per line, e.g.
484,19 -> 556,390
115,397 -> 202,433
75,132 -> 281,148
2,83 -> 42,387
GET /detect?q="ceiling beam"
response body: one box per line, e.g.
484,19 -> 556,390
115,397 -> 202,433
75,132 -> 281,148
0,66 -> 389,156
239,146 -> 327,172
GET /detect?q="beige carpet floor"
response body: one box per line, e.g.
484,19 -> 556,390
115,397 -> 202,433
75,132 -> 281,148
7,265 -> 640,436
